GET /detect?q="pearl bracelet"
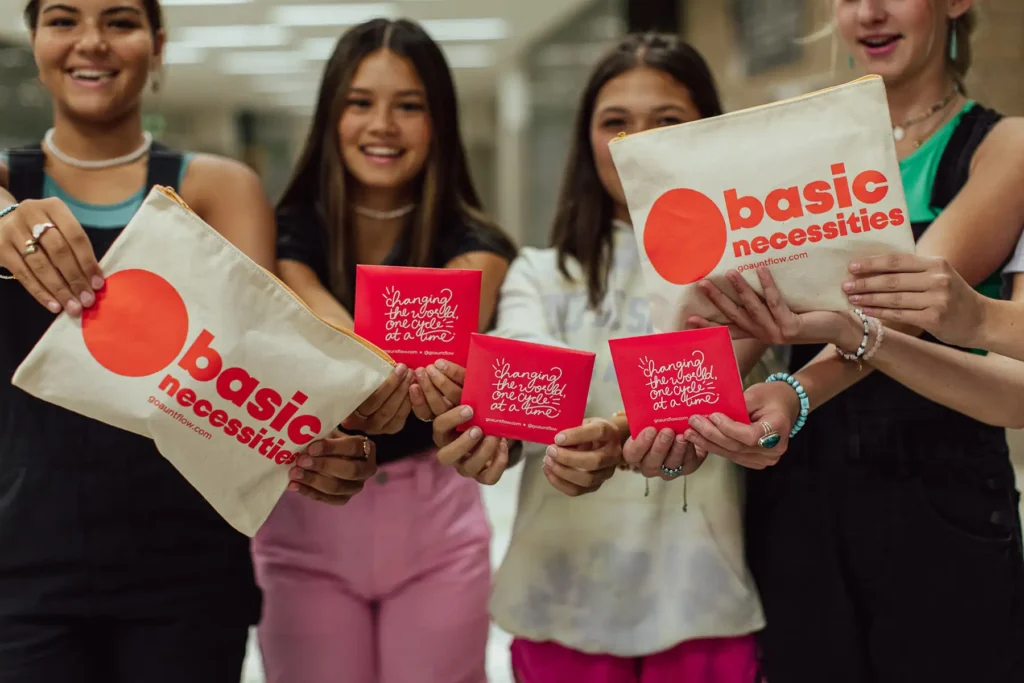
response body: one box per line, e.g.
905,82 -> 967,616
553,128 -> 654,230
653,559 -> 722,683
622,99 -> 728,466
862,318 -> 885,362
834,308 -> 871,366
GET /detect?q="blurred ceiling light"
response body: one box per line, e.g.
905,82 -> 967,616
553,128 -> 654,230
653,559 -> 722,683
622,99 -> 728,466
220,50 -> 309,75
443,44 -> 495,69
161,0 -> 251,6
163,42 -> 206,64
176,25 -> 288,48
270,4 -> 397,27
420,18 -> 507,41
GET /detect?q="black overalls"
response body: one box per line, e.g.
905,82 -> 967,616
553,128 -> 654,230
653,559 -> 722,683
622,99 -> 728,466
0,146 -> 260,683
746,106 -> 1024,683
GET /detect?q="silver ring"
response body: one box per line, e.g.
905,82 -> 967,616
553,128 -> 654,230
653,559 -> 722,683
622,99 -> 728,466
31,223 -> 54,241
362,439 -> 372,458
353,409 -> 369,420
417,414 -> 434,423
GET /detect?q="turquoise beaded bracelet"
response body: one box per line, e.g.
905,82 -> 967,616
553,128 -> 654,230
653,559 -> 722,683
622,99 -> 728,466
766,373 -> 809,439
0,203 -> 18,221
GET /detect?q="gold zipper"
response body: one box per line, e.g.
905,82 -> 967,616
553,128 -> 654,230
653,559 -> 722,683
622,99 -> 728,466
154,186 -> 395,366
608,75 -> 881,144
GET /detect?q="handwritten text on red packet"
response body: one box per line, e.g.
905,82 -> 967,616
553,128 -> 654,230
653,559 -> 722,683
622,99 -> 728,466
609,327 -> 748,439
354,265 -> 480,368
459,334 -> 595,444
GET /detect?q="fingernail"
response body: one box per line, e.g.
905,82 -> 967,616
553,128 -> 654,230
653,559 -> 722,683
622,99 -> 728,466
849,295 -> 861,303
79,291 -> 95,307
659,431 -> 672,443
299,456 -> 313,468
434,359 -> 447,370
554,433 -> 566,445
46,301 -> 61,314
91,276 -> 104,290
689,416 -> 703,427
470,427 -> 482,439
66,300 -> 82,316
426,366 -> 438,377
842,281 -> 855,293
395,364 -> 408,377
543,455 -> 554,468
460,406 -> 473,418
500,439 -> 508,453
849,262 -> 861,273
288,482 -> 300,492
643,427 -> 656,439
709,414 -> 722,425
308,442 -> 323,456
415,368 -> 427,380
675,435 -> 687,444
546,445 -> 557,457
289,468 -> 303,480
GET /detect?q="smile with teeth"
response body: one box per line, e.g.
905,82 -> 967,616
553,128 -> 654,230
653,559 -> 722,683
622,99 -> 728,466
361,145 -> 404,158
69,68 -> 117,82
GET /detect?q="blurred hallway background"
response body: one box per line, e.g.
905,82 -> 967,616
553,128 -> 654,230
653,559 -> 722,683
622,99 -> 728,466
2,1 -> 1022,681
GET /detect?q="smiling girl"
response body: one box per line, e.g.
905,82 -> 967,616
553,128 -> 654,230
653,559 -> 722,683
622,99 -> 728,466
0,0 -> 378,680
250,18 -> 516,683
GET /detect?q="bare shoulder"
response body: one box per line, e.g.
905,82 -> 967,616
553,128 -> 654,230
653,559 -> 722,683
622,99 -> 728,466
0,160 -> 8,190
973,116 -> 1024,171
179,153 -> 267,216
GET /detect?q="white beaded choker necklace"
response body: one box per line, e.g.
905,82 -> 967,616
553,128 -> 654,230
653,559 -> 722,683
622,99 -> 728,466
353,204 -> 417,220
43,128 -> 153,170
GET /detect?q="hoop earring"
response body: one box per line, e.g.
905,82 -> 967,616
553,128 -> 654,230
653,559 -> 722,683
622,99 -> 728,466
949,20 -> 959,61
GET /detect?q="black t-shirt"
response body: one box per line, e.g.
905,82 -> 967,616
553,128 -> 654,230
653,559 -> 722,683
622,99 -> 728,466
276,203 -> 515,465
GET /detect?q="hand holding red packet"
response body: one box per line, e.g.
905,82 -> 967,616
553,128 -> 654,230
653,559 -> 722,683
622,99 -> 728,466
458,333 -> 596,444
608,327 -> 748,439
354,265 -> 481,368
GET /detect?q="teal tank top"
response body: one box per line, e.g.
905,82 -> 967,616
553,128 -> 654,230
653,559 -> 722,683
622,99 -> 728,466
0,150 -> 193,228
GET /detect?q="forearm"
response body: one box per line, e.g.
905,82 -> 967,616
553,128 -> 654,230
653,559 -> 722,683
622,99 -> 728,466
792,346 -> 874,412
1,187 -> 15,209
976,297 -> 1024,362
734,339 -> 768,376
868,327 -> 1024,428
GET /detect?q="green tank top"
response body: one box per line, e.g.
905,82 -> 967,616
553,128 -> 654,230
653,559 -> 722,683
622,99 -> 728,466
898,101 -> 1001,300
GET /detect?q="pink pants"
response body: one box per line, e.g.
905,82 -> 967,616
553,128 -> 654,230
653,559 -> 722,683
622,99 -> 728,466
252,453 -> 492,683
510,635 -> 761,683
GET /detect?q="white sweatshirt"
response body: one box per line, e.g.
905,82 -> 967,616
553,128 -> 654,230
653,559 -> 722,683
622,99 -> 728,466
488,222 -> 771,656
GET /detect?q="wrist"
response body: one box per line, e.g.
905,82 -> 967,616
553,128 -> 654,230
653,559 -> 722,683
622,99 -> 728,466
833,310 -> 867,352
974,295 -> 1001,351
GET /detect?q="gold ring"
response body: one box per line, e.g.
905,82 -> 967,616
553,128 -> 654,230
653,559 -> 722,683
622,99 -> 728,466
22,239 -> 38,257
362,438 -> 372,458
31,223 -> 54,241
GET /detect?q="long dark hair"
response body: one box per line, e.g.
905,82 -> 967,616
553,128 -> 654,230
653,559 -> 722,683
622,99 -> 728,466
552,33 -> 723,310
279,18 -> 513,304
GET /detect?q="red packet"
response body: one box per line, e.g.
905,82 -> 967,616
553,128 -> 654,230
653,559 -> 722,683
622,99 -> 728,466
354,265 -> 480,368
458,333 -> 596,444
608,327 -> 748,439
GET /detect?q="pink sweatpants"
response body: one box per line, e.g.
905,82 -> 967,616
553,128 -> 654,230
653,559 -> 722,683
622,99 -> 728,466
510,635 -> 761,683
252,453 -> 492,683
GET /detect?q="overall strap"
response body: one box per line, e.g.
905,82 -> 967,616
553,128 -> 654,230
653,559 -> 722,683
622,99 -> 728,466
929,104 -> 1004,212
6,145 -> 46,201
146,142 -> 185,192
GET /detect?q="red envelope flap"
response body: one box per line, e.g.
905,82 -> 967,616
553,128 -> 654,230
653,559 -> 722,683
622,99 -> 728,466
459,333 -> 596,445
608,326 -> 748,439
354,265 -> 481,368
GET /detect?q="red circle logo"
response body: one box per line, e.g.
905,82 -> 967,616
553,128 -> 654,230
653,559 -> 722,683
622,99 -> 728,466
82,269 -> 190,377
643,188 -> 728,285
